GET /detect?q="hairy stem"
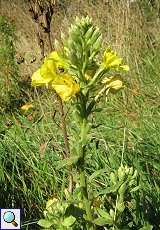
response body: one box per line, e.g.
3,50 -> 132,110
79,117 -> 94,229
80,167 -> 93,224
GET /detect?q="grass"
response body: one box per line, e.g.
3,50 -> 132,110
0,16 -> 21,113
0,0 -> 160,229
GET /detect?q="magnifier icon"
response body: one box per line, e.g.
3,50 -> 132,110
3,211 -> 18,227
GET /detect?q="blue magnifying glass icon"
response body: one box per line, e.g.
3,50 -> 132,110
3,211 -> 18,227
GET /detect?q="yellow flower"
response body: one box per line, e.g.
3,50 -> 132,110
47,51 -> 69,69
103,51 -> 122,67
20,103 -> 34,111
52,74 -> 80,101
31,51 -> 80,101
32,51 -> 69,87
40,51 -> 69,79
102,49 -> 129,71
102,76 -> 124,92
32,68 -> 54,86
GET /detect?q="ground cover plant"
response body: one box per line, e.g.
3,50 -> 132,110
0,0 -> 160,229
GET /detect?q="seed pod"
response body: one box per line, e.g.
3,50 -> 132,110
90,28 -> 101,44
92,35 -> 102,52
85,26 -> 95,41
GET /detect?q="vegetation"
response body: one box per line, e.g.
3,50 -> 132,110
0,16 -> 21,113
0,0 -> 160,229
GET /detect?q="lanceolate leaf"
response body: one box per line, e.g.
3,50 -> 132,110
94,217 -> 112,226
37,219 -> 53,228
62,216 -> 76,227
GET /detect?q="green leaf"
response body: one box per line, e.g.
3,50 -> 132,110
92,34 -> 102,51
96,208 -> 113,221
92,108 -> 103,113
88,169 -> 107,183
37,219 -> 53,228
118,182 -> 127,195
140,223 -> 153,230
85,26 -> 95,40
98,181 -> 123,195
62,216 -> 76,227
130,186 -> 140,193
110,172 -> 118,184
94,217 -> 112,226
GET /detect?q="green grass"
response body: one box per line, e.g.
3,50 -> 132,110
0,0 -> 160,229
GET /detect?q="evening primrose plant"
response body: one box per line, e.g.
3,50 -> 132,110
32,16 -> 138,229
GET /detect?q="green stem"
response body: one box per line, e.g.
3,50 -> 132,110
80,167 -> 92,218
86,87 -> 109,116
78,116 -> 94,229
80,166 -> 94,230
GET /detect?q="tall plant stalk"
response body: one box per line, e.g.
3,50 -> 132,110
77,95 -> 94,228
32,16 -> 132,230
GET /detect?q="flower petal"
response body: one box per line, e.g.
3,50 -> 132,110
47,51 -> 69,70
103,51 -> 122,67
32,69 -> 53,86
52,75 -> 80,101
102,76 -> 124,91
102,48 -> 129,71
